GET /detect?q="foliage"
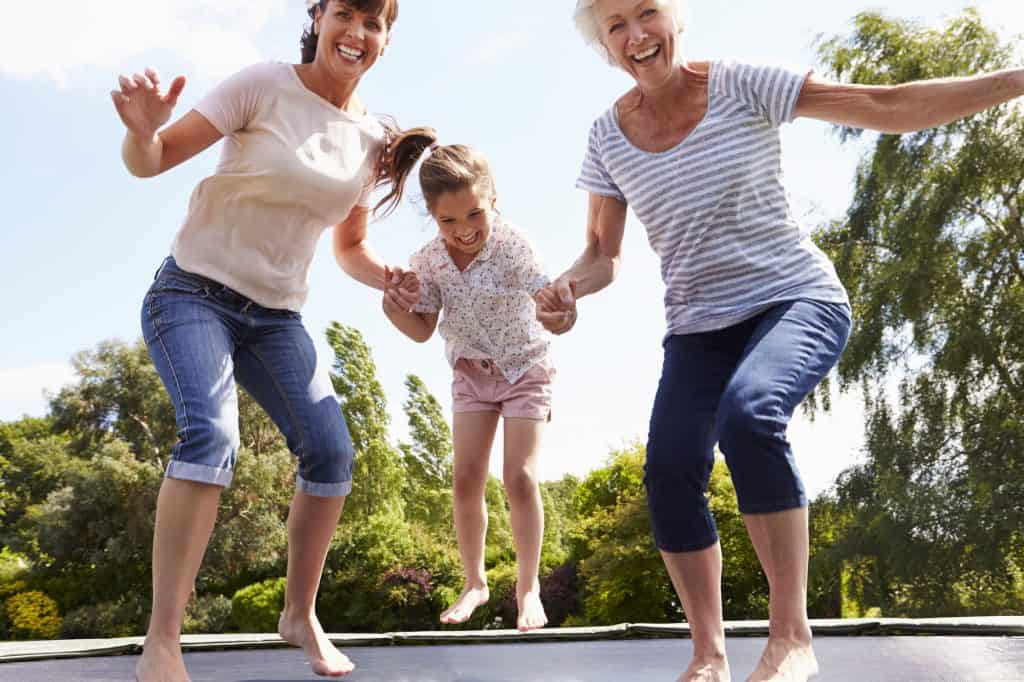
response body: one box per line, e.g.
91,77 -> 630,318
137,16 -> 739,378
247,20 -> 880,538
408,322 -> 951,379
5,590 -> 62,640
231,578 -> 286,633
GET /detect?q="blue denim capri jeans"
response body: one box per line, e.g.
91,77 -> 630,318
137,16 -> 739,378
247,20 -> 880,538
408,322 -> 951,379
645,299 -> 851,552
140,257 -> 354,497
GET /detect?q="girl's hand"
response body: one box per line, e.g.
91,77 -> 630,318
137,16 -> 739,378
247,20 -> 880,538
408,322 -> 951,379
535,278 -> 578,335
383,266 -> 420,314
111,67 -> 186,138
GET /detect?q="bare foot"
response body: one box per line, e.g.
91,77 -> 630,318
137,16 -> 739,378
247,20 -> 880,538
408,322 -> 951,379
440,585 -> 489,625
135,640 -> 190,682
516,590 -> 548,631
746,638 -> 818,682
676,654 -> 730,682
278,611 -> 355,677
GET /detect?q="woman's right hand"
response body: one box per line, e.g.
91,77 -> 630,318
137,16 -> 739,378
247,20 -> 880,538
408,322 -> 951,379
110,67 -> 186,138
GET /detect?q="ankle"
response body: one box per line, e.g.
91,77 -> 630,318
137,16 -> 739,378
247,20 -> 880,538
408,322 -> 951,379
767,620 -> 812,645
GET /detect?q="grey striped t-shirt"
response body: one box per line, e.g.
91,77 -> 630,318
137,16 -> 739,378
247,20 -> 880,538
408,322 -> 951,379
577,60 -> 849,338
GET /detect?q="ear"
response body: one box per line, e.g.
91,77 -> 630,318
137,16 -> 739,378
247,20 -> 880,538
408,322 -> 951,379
490,194 -> 498,210
313,5 -> 322,35
380,30 -> 392,56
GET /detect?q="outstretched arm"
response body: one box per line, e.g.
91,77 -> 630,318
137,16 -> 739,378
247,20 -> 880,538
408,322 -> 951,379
795,69 -> 1024,134
112,68 -> 222,177
535,192 -> 627,335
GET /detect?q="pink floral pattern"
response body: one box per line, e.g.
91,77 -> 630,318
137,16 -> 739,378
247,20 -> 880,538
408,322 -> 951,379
410,220 -> 551,384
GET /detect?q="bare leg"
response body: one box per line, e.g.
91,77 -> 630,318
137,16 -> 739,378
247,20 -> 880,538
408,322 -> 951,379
136,478 -> 222,682
277,491 -> 351,677
743,507 -> 817,682
502,417 -> 548,632
661,544 -> 731,682
440,411 -> 500,625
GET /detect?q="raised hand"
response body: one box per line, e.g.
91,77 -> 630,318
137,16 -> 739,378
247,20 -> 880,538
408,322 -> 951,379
535,278 -> 578,335
110,67 -> 186,138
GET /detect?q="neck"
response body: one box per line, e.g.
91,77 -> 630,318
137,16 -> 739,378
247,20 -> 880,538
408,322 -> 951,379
300,61 -> 361,111
636,60 -> 689,110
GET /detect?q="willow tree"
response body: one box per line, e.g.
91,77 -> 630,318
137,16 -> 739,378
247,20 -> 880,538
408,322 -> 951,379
815,10 -> 1024,615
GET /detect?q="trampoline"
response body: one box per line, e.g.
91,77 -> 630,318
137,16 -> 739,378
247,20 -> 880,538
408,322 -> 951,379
1,623 -> 1022,681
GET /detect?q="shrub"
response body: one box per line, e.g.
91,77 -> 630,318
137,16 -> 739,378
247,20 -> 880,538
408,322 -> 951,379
61,593 -> 147,638
6,590 -> 62,639
232,578 -> 286,632
183,593 -> 233,634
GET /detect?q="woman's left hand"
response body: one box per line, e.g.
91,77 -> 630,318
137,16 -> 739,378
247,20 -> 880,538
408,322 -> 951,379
383,266 -> 420,314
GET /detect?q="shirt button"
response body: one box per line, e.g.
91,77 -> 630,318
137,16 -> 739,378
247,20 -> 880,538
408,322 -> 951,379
481,360 -> 490,369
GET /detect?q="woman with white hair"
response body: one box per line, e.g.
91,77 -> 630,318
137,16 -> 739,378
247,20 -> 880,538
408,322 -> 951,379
536,1 -> 1024,680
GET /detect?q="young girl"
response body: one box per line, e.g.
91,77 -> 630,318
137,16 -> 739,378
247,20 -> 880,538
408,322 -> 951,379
377,128 -> 554,632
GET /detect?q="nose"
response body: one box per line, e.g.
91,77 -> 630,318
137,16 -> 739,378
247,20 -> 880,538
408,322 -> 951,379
627,22 -> 647,45
345,21 -> 364,41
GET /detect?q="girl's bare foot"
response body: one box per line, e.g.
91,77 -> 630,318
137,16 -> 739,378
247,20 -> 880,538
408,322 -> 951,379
746,637 -> 818,682
677,654 -> 731,682
516,590 -> 548,631
440,584 -> 490,625
278,611 -> 354,677
135,640 -> 190,682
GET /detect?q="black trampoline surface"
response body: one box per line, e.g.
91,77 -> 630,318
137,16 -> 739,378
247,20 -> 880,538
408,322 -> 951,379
1,637 -> 1022,682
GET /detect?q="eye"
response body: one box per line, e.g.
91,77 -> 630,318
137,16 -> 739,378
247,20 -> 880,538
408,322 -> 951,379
469,209 -> 483,217
366,19 -> 382,31
608,22 -> 625,33
641,8 -> 658,17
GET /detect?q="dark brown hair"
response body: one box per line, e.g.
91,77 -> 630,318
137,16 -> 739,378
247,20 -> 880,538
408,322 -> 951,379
301,0 -> 399,64
375,127 -> 496,217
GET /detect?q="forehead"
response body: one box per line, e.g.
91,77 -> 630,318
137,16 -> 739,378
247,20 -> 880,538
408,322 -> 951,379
594,0 -> 656,20
433,186 -> 492,213
330,0 -> 394,21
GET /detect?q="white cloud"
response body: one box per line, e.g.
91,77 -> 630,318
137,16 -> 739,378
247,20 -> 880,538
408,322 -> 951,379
0,363 -> 76,421
469,32 -> 530,65
0,0 -> 284,85
979,0 -> 1024,36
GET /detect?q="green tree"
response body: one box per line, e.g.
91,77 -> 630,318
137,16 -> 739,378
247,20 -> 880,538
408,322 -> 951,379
326,323 -> 404,520
813,9 -> 1024,616
399,374 -> 453,531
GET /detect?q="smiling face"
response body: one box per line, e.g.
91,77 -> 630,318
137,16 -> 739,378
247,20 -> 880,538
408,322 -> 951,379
431,184 -> 498,261
593,0 -> 682,88
313,0 -> 392,80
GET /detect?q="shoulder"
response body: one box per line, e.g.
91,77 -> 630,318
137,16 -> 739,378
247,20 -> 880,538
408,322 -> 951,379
226,61 -> 291,89
411,235 -> 444,266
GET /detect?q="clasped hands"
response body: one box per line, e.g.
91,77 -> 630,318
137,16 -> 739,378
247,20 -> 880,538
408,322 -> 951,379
382,266 -> 421,315
534,278 -> 578,335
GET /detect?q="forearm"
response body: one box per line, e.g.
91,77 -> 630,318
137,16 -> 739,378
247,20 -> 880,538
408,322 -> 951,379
558,240 -> 619,299
121,130 -> 163,178
885,68 -> 1024,133
384,309 -> 433,343
334,239 -> 387,291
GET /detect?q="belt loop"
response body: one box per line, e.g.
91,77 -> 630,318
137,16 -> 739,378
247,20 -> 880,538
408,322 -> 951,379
240,300 -> 253,315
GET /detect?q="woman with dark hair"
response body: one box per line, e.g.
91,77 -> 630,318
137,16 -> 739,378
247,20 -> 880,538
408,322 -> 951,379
110,1 -> 411,679
536,1 -> 1024,681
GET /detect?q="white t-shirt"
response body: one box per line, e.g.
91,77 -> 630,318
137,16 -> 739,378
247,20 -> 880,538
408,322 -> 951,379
171,62 -> 386,311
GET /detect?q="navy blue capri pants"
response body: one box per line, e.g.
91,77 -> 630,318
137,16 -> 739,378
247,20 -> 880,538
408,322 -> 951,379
645,299 -> 851,553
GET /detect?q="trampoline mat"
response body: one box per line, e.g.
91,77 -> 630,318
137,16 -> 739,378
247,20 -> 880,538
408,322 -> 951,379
0,637 -> 1021,681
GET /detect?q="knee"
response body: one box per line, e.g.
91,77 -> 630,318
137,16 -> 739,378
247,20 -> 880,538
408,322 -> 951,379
717,390 -> 776,453
644,425 -> 713,492
453,465 -> 488,501
182,416 -> 239,460
502,466 -> 538,502
304,431 -> 354,481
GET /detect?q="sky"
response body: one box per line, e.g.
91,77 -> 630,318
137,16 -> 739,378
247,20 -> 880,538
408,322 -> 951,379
1,1 -> 1021,497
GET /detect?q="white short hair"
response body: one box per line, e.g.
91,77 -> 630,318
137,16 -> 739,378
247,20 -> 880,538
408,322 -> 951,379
573,0 -> 687,66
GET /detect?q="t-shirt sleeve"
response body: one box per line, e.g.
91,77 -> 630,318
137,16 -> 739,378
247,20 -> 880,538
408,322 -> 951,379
409,250 -> 442,314
193,63 -> 270,135
507,227 -> 550,295
713,60 -> 810,126
576,119 -> 626,203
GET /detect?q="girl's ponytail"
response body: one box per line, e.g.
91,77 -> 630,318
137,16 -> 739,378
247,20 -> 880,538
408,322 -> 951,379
374,126 -> 439,217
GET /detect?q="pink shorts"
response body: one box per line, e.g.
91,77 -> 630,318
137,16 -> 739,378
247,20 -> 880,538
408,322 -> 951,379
452,358 -> 555,421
